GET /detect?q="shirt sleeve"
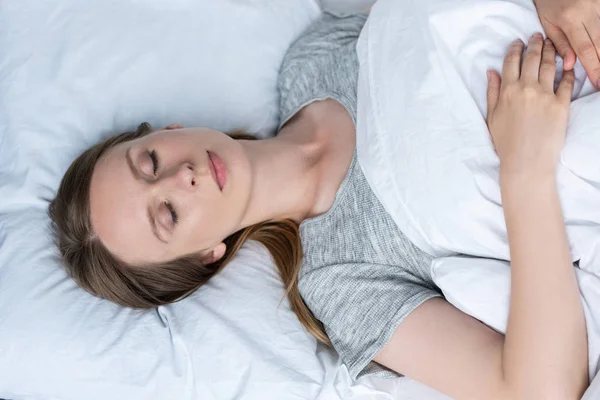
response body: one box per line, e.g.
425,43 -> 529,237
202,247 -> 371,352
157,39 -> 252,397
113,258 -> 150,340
299,261 -> 442,379
277,12 -> 367,128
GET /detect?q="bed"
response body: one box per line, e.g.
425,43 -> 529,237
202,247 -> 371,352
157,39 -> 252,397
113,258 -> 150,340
1,0 -> 598,399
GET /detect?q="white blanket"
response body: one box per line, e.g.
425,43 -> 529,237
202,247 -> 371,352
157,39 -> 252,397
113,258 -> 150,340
356,0 -> 600,385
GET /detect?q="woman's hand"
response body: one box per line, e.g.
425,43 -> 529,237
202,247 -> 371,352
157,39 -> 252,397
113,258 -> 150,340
534,0 -> 600,86
486,33 -> 575,178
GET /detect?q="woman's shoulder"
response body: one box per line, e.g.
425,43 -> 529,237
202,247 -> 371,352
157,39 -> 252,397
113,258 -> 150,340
277,12 -> 367,129
278,12 -> 367,84
281,13 -> 367,65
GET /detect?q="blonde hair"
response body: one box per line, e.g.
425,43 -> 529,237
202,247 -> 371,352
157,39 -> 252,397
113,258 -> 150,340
49,122 -> 329,344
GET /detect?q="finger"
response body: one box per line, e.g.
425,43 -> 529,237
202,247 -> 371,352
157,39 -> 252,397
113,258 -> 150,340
539,39 -> 557,89
583,18 -> 600,86
522,32 -> 545,82
486,70 -> 501,119
502,39 -> 525,84
557,69 -> 576,103
565,23 -> 600,87
543,22 -> 577,70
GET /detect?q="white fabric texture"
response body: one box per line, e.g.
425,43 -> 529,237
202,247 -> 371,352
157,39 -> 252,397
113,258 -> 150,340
0,1 -> 430,399
356,0 -> 600,395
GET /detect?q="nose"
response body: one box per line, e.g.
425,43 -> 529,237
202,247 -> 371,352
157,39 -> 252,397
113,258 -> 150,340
161,162 -> 197,191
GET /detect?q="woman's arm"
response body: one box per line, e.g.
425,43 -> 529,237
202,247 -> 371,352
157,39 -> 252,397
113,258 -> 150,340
489,32 -> 588,399
375,34 -> 587,400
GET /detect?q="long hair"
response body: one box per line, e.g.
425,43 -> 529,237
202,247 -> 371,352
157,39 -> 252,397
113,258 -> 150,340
48,123 -> 329,344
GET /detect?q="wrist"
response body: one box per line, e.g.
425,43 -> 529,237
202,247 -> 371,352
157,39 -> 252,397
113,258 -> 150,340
499,162 -> 557,184
500,169 -> 557,196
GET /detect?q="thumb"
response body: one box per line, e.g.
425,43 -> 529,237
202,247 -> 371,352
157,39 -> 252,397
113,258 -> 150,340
486,70 -> 501,120
544,23 -> 577,70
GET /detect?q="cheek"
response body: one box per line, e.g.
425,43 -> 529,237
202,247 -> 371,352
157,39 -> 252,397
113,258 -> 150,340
183,198 -> 220,239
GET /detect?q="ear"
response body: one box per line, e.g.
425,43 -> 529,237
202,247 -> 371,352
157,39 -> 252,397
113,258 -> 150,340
164,123 -> 184,130
202,242 -> 227,265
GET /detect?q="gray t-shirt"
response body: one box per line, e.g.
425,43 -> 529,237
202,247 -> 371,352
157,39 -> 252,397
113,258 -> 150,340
278,13 -> 442,380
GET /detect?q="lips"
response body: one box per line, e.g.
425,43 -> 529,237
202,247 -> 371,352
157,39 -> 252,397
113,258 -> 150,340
207,151 -> 227,191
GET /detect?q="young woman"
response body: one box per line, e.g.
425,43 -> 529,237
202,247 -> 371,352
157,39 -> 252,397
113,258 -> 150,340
50,7 -> 591,400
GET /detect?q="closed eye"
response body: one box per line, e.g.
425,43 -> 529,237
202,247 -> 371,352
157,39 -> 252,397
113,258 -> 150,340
149,150 -> 159,175
165,201 -> 178,224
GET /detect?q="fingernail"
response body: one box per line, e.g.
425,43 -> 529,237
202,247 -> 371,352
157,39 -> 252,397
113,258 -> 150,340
596,79 -> 600,89
533,32 -> 543,39
487,70 -> 491,81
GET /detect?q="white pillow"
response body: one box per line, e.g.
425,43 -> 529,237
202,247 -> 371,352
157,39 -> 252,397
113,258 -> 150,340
0,0 -> 319,207
0,211 -> 337,399
0,1 -> 345,399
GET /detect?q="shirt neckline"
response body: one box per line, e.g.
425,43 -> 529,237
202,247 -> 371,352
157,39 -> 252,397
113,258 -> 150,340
300,151 -> 357,229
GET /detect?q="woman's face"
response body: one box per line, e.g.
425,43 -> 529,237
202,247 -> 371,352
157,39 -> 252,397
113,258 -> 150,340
89,127 -> 252,265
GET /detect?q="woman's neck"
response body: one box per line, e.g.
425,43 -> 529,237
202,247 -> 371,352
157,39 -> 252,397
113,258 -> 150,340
237,99 -> 355,228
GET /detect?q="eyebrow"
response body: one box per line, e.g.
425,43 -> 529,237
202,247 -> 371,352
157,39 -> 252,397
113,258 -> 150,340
125,148 -> 167,244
